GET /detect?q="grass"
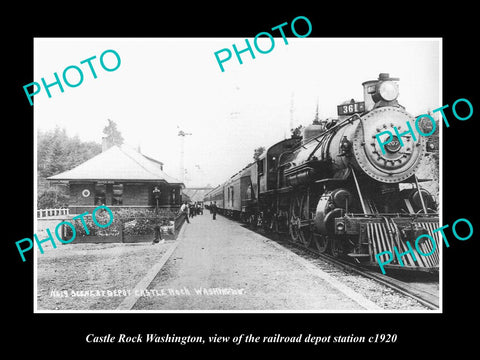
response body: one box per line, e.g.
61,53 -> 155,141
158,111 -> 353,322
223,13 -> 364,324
36,241 -> 172,311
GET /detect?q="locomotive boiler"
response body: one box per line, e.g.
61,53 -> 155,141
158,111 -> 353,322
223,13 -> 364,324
205,73 -> 439,272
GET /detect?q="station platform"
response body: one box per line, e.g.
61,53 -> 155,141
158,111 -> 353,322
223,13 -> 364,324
133,213 -> 380,311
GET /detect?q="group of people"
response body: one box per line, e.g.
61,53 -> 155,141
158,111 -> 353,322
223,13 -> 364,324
190,202 -> 203,217
180,201 -> 217,222
153,201 -> 216,244
180,201 -> 201,223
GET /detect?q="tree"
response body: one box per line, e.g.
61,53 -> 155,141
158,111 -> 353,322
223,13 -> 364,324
253,146 -> 265,161
37,126 -> 102,178
103,119 -> 124,148
38,187 -> 69,209
37,126 -> 102,208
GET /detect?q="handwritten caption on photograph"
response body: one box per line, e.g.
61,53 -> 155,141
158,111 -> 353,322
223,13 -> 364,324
50,287 -> 245,298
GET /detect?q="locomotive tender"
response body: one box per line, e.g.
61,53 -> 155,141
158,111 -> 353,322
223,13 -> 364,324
205,73 -> 440,272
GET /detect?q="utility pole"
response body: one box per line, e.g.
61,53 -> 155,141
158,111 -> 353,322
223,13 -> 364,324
289,91 -> 296,135
178,128 -> 192,185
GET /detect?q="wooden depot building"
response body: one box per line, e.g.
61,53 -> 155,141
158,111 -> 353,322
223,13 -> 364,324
47,144 -> 185,214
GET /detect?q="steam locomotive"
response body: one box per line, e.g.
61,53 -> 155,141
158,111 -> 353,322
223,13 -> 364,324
204,73 -> 440,272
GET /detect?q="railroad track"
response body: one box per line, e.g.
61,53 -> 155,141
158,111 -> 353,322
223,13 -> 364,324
243,222 -> 440,310
302,246 -> 439,309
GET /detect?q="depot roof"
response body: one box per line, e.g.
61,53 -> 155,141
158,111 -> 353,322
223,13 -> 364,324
47,145 -> 184,186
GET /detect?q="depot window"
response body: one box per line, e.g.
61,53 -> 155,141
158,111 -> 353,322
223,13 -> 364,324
113,184 -> 123,205
94,183 -> 106,205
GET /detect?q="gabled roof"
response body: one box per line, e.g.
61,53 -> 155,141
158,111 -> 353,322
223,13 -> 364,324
48,145 -> 183,186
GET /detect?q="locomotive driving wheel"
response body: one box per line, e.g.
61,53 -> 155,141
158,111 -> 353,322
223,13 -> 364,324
289,193 -> 302,243
289,191 -> 314,247
298,207 -> 314,248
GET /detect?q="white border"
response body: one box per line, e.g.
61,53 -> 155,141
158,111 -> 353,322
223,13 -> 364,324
33,37 -> 443,314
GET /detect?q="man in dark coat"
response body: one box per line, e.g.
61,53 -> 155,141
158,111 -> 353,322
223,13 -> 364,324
189,203 -> 195,218
211,201 -> 217,220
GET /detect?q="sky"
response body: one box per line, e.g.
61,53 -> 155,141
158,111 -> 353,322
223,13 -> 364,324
34,38 -> 441,188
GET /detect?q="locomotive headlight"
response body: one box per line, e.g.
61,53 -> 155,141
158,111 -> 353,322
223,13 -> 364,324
378,81 -> 399,101
336,221 -> 345,233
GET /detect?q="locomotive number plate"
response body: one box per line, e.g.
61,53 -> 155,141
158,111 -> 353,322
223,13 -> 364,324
337,101 -> 365,115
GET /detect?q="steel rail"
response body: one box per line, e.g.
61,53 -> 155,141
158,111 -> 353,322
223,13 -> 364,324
285,239 -> 439,310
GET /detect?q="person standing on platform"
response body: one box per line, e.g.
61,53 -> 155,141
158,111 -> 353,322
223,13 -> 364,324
180,201 -> 190,223
189,202 -> 195,218
211,201 -> 217,220
197,202 -> 202,215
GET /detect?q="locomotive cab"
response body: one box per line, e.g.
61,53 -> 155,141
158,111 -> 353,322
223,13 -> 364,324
258,138 -> 301,193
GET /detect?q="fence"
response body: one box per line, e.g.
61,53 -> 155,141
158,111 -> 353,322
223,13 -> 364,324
60,212 -> 186,244
37,208 -> 70,218
174,212 -> 186,233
